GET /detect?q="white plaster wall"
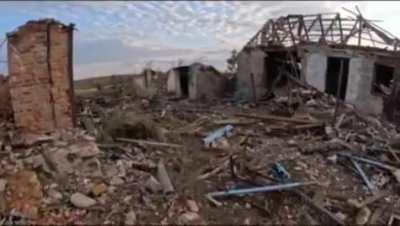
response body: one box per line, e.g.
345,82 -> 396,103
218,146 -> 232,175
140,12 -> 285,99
346,58 -> 363,103
304,52 -> 327,92
188,64 -> 226,100
236,51 -> 252,96
188,64 -> 199,100
132,76 -> 146,90
167,70 -> 180,95
347,57 -> 383,115
301,47 -> 384,116
236,49 -> 267,99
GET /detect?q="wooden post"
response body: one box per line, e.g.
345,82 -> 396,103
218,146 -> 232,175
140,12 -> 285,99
250,73 -> 257,104
318,14 -> 325,44
157,160 -> 175,194
288,78 -> 293,114
333,59 -> 344,124
358,16 -> 363,46
385,68 -> 400,121
337,14 -> 344,43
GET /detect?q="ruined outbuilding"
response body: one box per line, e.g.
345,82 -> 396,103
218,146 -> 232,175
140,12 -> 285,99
237,12 -> 400,120
167,63 -> 228,100
7,19 -> 75,135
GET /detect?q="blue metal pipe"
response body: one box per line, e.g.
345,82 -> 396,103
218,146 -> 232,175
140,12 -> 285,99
349,158 -> 378,194
207,182 -> 309,198
338,153 -> 397,171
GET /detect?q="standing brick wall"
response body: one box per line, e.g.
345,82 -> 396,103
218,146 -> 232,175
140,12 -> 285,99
0,75 -> 11,118
7,19 -> 75,135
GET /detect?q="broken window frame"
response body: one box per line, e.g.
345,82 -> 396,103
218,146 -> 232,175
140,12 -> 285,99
371,62 -> 395,97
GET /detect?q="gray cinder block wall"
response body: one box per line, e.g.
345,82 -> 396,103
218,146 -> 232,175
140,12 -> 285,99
237,46 -> 386,115
166,63 -> 227,100
236,48 -> 267,100
302,49 -> 383,115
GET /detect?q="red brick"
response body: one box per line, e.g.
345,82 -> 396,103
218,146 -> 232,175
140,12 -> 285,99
7,19 -> 75,135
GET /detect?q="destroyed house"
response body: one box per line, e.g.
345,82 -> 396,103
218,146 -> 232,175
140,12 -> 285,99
167,63 -> 228,100
237,12 -> 400,121
7,19 -> 75,135
131,68 -> 159,90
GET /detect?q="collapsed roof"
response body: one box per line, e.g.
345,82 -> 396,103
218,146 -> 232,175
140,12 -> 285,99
245,10 -> 400,52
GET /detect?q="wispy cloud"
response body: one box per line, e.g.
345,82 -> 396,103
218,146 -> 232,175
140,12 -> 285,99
0,1 -> 399,78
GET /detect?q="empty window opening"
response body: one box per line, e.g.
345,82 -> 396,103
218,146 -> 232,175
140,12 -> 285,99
325,57 -> 350,100
372,63 -> 394,96
178,66 -> 190,96
265,52 -> 298,91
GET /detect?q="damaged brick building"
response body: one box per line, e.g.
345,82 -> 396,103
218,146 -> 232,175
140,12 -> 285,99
237,12 -> 400,122
7,19 -> 75,135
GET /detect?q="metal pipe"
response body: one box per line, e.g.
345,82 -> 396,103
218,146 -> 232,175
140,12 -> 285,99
272,162 -> 291,182
349,158 -> 377,194
339,153 -> 397,171
207,182 -> 311,198
339,153 -> 400,183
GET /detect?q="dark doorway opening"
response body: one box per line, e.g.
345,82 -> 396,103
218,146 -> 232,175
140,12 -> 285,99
178,66 -> 190,96
325,57 -> 350,100
264,51 -> 300,91
372,63 -> 394,95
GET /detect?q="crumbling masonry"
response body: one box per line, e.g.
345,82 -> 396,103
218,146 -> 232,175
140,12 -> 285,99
237,12 -> 400,121
7,19 -> 75,135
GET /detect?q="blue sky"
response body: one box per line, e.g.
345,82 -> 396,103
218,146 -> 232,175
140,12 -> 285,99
0,1 -> 399,79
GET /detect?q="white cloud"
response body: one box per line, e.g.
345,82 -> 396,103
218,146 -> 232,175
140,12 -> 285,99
1,1 -> 400,78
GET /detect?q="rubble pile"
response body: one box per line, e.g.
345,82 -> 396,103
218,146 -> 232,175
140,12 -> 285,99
1,81 -> 400,225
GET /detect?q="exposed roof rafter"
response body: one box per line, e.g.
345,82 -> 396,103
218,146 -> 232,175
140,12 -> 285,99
244,9 -> 399,52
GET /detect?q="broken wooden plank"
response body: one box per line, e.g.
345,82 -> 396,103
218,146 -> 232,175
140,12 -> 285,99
302,210 -> 320,225
213,118 -> 258,125
358,190 -> 390,209
388,214 -> 400,226
157,160 -> 174,194
173,117 -> 208,134
116,137 -> 183,149
250,73 -> 257,104
293,123 -> 324,130
235,113 -> 319,124
205,194 -> 222,207
294,190 -> 345,226
335,114 -> 346,129
197,165 -> 225,181
81,117 -> 97,135
197,157 -> 232,181
388,147 -> 400,163
368,207 -> 384,225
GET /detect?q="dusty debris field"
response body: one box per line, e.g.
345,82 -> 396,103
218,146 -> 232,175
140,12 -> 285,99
1,81 -> 400,225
